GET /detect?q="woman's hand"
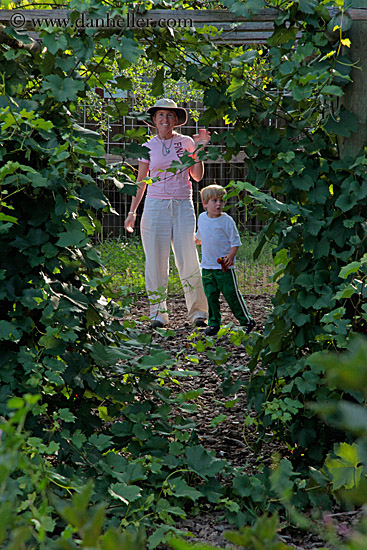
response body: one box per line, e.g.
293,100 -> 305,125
124,212 -> 136,233
193,128 -> 211,147
189,130 -> 209,182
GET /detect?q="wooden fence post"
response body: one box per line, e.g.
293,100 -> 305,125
340,0 -> 367,159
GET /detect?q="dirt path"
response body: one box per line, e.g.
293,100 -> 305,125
129,292 -> 271,460
127,294 -> 358,549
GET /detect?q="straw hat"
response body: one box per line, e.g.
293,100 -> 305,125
145,98 -> 187,127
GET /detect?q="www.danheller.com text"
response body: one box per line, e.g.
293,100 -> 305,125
10,11 -> 194,29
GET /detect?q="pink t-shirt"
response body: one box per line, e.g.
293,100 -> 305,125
139,134 -> 196,199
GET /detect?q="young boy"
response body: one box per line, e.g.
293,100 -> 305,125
195,184 -> 256,336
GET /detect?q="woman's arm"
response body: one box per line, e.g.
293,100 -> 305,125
189,155 -> 204,182
124,161 -> 149,233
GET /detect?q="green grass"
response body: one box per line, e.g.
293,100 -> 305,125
96,234 -> 277,298
97,237 -> 146,295
235,231 -> 277,295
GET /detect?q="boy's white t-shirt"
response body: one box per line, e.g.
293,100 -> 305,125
139,134 -> 195,200
196,212 -> 242,270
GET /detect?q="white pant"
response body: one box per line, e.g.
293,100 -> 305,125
141,198 -> 208,324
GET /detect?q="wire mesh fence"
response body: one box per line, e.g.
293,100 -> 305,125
78,96 -> 270,240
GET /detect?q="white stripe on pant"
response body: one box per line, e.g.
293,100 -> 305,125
230,269 -> 252,322
141,198 -> 208,324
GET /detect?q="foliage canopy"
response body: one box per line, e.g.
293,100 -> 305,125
1,0 -> 367,547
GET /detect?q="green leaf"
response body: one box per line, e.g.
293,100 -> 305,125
186,64 -> 214,83
108,483 -> 142,504
156,498 -> 186,519
334,285 -> 356,300
56,228 -> 87,247
235,50 -> 259,66
119,36 -> 143,64
340,477 -> 367,505
43,75 -> 84,102
115,76 -> 132,90
324,110 -> 358,137
43,32 -> 68,55
291,84 -> 313,101
305,215 -> 324,236
168,478 -> 201,502
265,319 -> 286,352
267,26 -> 298,47
317,401 -> 367,437
335,192 -> 358,212
70,429 -> 87,449
204,86 -> 223,107
7,396 -> 25,409
0,222 -> 13,234
295,272 -> 314,290
185,445 -> 225,479
206,346 -> 230,365
270,458 -> 294,499
0,212 -> 18,223
80,183 -> 109,209
298,0 -> 318,14
88,433 -> 112,451
151,67 -> 165,96
168,538 -> 219,550
139,351 -> 170,367
228,77 -> 245,99
58,408 -> 76,423
293,174 -> 313,191
149,526 -> 178,550
0,321 -> 22,342
210,414 -> 227,427
294,371 -> 318,393
314,336 -> 367,391
86,342 -> 133,366
339,261 -> 361,279
177,389 -> 204,403
221,0 -> 266,18
325,442 -> 363,490
224,513 -> 288,547
322,85 -> 343,97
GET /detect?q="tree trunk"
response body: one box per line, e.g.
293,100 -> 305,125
340,0 -> 367,159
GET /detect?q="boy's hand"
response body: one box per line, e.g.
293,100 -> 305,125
194,236 -> 201,245
218,247 -> 238,271
222,253 -> 235,268
217,255 -> 234,272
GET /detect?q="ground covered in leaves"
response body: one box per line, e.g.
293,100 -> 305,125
127,293 -> 361,550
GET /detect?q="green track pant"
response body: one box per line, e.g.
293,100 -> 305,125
202,268 -> 253,328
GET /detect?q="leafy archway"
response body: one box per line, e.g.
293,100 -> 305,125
1,0 -> 366,547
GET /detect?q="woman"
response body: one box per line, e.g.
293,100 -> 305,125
124,98 -> 210,328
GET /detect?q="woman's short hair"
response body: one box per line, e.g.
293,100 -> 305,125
200,184 -> 227,204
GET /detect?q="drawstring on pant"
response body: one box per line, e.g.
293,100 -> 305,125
167,198 -> 178,215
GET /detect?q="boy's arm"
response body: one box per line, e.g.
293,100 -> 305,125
195,222 -> 202,246
221,217 -> 241,267
222,246 -> 239,268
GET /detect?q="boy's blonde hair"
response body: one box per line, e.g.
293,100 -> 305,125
200,184 -> 226,204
